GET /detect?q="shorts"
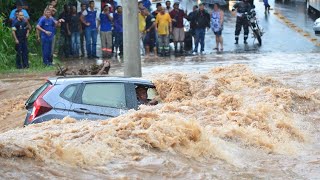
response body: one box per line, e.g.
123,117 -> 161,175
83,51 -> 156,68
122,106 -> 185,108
173,27 -> 185,42
214,30 -> 222,36
144,31 -> 157,47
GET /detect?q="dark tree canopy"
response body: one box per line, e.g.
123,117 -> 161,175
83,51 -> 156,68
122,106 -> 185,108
0,0 -> 77,24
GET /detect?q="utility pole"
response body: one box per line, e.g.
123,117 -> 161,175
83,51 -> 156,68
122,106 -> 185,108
123,0 -> 142,77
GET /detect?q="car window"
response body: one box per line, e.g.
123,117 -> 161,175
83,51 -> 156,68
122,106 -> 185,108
61,84 -> 78,101
82,83 -> 126,108
25,81 -> 51,107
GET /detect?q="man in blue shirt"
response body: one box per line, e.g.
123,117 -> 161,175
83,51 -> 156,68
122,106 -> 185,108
98,5 -> 113,58
37,9 -> 64,66
10,4 -> 31,30
9,5 -> 30,21
81,0 -> 99,59
113,6 -> 123,57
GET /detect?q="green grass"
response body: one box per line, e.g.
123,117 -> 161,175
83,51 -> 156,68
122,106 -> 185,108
0,55 -> 58,74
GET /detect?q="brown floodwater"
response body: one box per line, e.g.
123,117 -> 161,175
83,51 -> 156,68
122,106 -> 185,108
0,54 -> 319,179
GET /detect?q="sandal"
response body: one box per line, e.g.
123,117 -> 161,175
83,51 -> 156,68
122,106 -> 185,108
213,47 -> 219,50
220,48 -> 223,52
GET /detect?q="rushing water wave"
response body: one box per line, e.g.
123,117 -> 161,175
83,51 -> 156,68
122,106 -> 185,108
0,65 -> 319,179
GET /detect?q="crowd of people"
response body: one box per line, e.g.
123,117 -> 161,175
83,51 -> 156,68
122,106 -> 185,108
10,0 -> 259,69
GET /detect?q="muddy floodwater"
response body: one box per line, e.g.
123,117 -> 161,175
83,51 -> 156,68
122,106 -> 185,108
0,53 -> 319,179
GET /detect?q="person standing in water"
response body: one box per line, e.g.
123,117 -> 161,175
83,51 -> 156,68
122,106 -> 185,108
211,3 -> 224,52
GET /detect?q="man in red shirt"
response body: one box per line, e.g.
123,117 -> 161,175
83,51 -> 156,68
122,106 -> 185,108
169,2 -> 186,55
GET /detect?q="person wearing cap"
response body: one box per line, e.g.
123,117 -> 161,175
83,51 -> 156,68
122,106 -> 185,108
192,3 -> 210,55
156,7 -> 172,56
170,2 -> 187,55
98,4 -> 113,58
142,0 -> 152,11
102,0 -> 118,13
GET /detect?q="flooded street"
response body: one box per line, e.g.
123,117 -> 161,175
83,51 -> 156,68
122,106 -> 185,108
1,0 -> 320,179
0,52 -> 320,179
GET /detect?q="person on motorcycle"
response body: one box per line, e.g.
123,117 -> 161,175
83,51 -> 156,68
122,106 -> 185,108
232,0 -> 252,44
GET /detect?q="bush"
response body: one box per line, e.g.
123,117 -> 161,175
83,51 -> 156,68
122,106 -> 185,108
0,15 -> 17,69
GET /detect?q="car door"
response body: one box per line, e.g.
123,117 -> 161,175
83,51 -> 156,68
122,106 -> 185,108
69,82 -> 128,120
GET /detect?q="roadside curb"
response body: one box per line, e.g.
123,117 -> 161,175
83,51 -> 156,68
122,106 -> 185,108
273,11 -> 320,46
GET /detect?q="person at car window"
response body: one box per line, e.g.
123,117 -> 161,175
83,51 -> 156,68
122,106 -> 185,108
136,86 -> 158,106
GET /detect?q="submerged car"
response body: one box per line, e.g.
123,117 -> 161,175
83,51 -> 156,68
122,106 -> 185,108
314,17 -> 320,35
24,76 -> 157,126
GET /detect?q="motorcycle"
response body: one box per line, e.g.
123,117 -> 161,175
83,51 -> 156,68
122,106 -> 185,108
245,9 -> 263,46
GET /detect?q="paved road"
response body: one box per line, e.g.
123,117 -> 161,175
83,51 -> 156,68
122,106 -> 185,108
183,0 -> 320,54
